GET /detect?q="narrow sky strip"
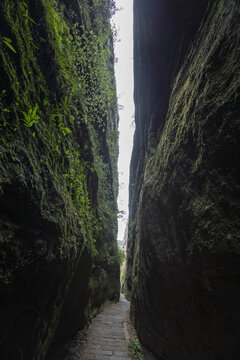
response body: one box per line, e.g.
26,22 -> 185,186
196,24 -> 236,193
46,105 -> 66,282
113,0 -> 134,240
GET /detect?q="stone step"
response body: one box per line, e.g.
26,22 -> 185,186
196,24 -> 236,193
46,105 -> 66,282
83,294 -> 131,360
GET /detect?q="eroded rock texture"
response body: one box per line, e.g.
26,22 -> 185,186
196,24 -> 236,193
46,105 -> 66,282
127,1 -> 240,359
0,1 -> 119,359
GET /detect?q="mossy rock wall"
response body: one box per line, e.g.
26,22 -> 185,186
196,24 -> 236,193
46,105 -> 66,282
127,0 -> 240,359
0,0 -> 120,359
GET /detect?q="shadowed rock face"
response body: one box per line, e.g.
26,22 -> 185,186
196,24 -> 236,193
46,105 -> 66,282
127,0 -> 240,359
0,0 -> 119,359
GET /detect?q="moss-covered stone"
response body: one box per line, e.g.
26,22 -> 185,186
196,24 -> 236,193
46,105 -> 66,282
127,1 -> 240,359
0,0 -> 119,359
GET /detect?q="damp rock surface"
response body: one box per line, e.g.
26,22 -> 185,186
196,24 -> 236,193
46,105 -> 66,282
127,1 -> 240,359
0,0 -> 119,359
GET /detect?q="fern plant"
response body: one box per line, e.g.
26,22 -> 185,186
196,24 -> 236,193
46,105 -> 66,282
22,104 -> 40,127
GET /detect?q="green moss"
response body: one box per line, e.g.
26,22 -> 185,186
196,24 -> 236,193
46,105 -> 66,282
1,1 -> 45,108
128,336 -> 144,360
0,0 -> 118,260
0,1 -> 119,357
143,0 -> 240,253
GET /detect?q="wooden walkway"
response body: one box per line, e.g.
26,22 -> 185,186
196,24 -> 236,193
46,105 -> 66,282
83,294 -> 131,360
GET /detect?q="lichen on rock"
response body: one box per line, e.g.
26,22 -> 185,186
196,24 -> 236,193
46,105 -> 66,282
127,1 -> 240,359
0,0 -> 119,359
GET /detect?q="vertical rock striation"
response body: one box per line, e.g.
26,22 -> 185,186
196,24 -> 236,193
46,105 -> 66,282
0,0 -> 119,359
127,0 -> 240,359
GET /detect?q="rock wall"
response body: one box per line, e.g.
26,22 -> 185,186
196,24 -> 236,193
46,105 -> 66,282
0,1 -> 119,359
127,0 -> 240,359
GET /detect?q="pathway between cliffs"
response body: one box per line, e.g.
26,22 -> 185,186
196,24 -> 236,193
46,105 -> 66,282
64,294 -> 131,360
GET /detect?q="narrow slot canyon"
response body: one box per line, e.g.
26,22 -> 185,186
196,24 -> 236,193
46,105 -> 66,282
0,1 -> 240,360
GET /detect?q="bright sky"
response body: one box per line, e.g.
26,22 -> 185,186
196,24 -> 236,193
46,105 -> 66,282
112,0 -> 134,240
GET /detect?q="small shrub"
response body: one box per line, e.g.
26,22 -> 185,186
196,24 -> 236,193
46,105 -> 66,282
117,247 -> 126,266
128,336 -> 144,360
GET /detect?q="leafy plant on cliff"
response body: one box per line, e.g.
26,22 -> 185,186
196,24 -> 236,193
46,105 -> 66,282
128,336 -> 144,360
0,37 -> 16,53
0,0 -> 118,260
22,104 -> 40,127
117,247 -> 126,266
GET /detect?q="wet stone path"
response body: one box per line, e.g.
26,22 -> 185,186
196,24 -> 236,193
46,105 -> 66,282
83,294 -> 131,360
